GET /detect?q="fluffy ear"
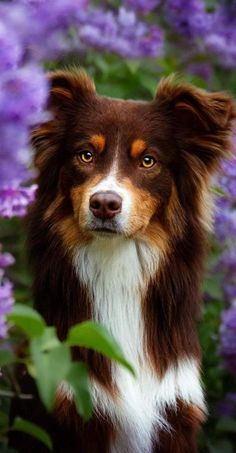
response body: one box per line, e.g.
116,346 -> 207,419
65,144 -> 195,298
32,69 -> 96,173
155,77 -> 235,172
47,68 -> 96,115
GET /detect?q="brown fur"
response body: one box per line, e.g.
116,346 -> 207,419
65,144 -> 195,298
10,69 -> 235,453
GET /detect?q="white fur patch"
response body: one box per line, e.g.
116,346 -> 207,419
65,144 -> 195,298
73,236 -> 205,452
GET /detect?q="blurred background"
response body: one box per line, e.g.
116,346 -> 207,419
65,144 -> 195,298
0,1 -> 236,451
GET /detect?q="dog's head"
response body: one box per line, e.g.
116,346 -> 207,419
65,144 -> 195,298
32,69 -> 235,253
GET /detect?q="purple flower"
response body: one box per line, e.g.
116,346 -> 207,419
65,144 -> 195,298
205,4 -> 236,68
165,0 -> 210,39
79,7 -> 163,58
0,22 -> 22,71
0,248 -> 15,339
0,64 -> 48,125
187,63 -> 213,83
0,185 -> 37,219
0,251 -> 15,269
220,302 -> 236,375
0,280 -> 14,339
124,0 -> 161,14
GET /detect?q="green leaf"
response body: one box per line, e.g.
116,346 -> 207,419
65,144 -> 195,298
66,321 -> 135,376
7,304 -> 46,338
0,349 -> 15,367
32,326 -> 61,351
30,329 -> 71,410
216,416 -> 236,433
11,417 -> 52,451
65,362 -> 92,421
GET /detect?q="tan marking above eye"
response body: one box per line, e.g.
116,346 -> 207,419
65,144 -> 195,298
90,134 -> 106,152
131,139 -> 146,158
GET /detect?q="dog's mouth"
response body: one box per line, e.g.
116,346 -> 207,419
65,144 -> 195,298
87,219 -> 122,236
92,227 -> 119,234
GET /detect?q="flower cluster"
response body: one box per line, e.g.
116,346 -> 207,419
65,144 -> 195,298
220,303 -> 236,375
78,7 -> 163,58
0,249 -> 15,338
164,0 -> 236,70
214,138 -> 236,375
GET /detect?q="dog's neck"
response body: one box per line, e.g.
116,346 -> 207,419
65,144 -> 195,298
73,235 -> 159,365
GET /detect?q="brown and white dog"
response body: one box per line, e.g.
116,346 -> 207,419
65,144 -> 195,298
12,70 -> 235,452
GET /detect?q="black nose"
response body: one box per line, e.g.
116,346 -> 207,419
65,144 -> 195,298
89,191 -> 122,220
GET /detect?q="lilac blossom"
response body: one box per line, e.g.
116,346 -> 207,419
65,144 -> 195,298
205,4 -> 236,69
124,0 -> 161,14
165,0 -> 210,40
220,302 -> 236,375
164,0 -> 236,69
0,280 -> 14,339
214,134 -> 236,377
0,186 -> 37,219
187,63 -> 213,84
0,248 -> 15,339
79,7 -> 163,58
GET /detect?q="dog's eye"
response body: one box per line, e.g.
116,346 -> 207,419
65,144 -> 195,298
79,151 -> 94,163
141,155 -> 156,168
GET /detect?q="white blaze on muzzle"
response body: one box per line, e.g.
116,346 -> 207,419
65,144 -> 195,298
87,174 -> 133,231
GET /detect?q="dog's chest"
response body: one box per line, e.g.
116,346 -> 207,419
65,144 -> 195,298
74,237 -> 160,451
73,237 -> 204,453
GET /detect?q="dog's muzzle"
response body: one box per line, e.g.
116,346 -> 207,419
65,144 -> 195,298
89,190 -> 123,233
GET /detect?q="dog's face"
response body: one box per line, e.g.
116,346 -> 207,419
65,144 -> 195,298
65,96 -> 174,241
32,70 -> 234,252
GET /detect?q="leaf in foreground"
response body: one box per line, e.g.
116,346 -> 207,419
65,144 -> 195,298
30,331 -> 71,411
11,417 -> 52,451
66,321 -> 135,376
7,304 -> 46,337
65,362 -> 92,421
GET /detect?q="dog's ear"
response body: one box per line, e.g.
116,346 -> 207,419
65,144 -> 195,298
47,69 -> 96,116
32,69 -> 96,173
155,77 -> 235,173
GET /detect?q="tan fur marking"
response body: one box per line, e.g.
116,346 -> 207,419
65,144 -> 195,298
56,216 -> 91,250
122,178 -> 158,236
70,175 -> 103,232
131,139 -> 146,158
90,134 -> 106,152
137,221 -> 170,256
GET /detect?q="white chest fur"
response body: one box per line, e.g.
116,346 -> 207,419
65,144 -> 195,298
73,236 -> 205,453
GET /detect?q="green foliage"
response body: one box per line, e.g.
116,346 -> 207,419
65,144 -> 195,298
8,304 -> 46,337
1,304 -> 134,429
11,418 -> 52,451
67,321 -> 135,376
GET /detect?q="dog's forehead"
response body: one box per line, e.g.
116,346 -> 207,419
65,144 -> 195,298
78,95 -> 157,143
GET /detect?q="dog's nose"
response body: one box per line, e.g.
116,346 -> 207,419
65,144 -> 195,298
89,191 -> 122,220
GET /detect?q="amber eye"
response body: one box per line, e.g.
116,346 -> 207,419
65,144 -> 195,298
79,151 -> 94,163
141,155 -> 156,168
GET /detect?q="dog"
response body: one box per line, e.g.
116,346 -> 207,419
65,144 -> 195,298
10,69 -> 235,452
